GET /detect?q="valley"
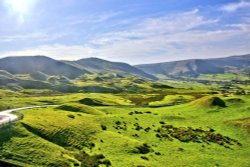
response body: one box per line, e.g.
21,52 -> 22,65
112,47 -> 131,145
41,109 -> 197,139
0,55 -> 249,167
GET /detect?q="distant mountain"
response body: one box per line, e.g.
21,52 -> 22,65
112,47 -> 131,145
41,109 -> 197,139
206,55 -> 250,70
0,56 -> 89,79
135,54 -> 250,78
0,54 -> 249,81
65,57 -> 157,80
0,56 -> 157,80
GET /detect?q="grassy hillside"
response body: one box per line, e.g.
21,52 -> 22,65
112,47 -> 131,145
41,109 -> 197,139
0,72 -> 171,93
0,106 -> 100,166
136,54 -> 250,78
0,86 -> 249,166
0,56 -> 89,79
68,58 -> 157,80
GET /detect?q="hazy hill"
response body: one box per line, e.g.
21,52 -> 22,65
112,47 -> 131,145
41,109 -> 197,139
0,70 -> 14,78
206,54 -> 250,71
0,56 -> 89,79
0,54 -> 249,80
0,70 -> 17,85
66,57 -> 157,80
135,54 -> 250,78
0,56 -> 161,92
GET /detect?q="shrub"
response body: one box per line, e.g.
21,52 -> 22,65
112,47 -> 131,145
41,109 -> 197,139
67,114 -> 75,119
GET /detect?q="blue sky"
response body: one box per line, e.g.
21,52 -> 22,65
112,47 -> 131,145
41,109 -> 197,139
0,0 -> 249,64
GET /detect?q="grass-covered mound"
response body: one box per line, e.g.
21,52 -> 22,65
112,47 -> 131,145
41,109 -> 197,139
0,125 -> 78,166
20,108 -> 100,149
56,103 -> 105,115
79,98 -> 110,106
149,95 -> 195,107
30,71 -> 48,81
226,117 -> 250,132
81,86 -> 120,93
151,83 -> 173,89
190,96 -> 226,108
122,94 -> 165,106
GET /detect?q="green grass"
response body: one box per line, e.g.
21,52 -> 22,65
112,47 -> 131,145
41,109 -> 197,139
20,107 -> 100,149
0,86 -> 249,166
149,95 -> 195,106
198,72 -> 249,81
92,95 -> 250,167
0,106 -> 102,166
0,91 -> 133,111
0,124 -> 78,166
56,103 -> 105,115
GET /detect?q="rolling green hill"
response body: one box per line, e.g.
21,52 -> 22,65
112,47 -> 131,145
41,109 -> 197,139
136,54 -> 250,78
65,57 -> 157,80
0,92 -> 249,167
0,56 -> 90,79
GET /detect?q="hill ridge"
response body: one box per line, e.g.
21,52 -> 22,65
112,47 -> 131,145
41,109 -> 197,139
135,54 -> 250,78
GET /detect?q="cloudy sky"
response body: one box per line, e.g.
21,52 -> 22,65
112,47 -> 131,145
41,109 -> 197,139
0,0 -> 249,64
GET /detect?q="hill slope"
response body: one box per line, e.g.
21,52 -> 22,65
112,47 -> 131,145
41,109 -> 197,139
66,57 -> 157,80
136,54 -> 250,78
0,56 -> 89,79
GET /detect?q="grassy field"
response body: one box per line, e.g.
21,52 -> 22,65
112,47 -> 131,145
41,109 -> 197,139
0,79 -> 249,167
197,72 -> 249,81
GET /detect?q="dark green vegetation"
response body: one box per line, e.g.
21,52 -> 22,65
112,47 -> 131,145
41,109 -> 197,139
0,54 -> 249,166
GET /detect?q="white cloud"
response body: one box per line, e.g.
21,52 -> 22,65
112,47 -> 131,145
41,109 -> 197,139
0,32 -> 67,43
88,9 -> 219,46
1,9 -> 250,64
83,9 -> 249,64
220,0 -> 250,12
137,9 -> 214,33
64,11 -> 122,26
1,44 -> 93,60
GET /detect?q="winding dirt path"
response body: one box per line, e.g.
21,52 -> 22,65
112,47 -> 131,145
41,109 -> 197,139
0,105 -> 58,125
